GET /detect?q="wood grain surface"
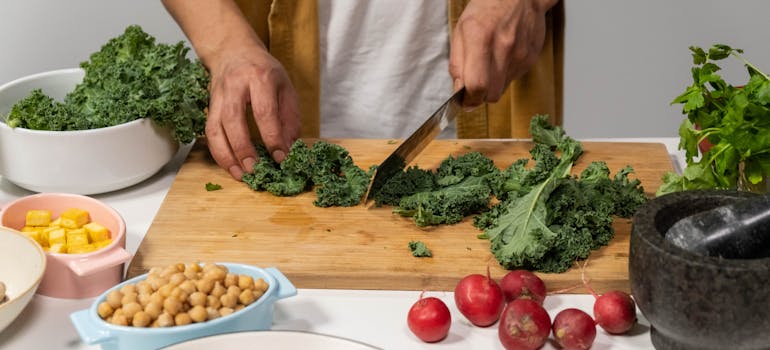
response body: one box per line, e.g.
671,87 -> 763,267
127,139 -> 673,293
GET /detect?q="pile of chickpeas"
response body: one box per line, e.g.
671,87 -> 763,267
97,262 -> 269,327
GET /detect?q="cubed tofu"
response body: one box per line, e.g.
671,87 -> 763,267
68,244 -> 96,254
49,243 -> 67,254
93,239 -> 113,250
84,222 -> 110,242
25,210 -> 52,226
50,217 -> 62,227
66,229 -> 89,247
60,208 -> 90,229
47,228 -> 67,246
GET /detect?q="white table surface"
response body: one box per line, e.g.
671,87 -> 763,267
0,138 -> 684,350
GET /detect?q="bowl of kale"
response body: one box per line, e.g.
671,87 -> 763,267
0,25 -> 209,195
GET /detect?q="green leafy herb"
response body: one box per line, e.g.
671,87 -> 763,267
408,240 -> 433,257
205,182 -> 222,191
5,25 -> 209,143
659,44 -> 770,195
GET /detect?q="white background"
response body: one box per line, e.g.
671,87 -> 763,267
1,0 -> 769,138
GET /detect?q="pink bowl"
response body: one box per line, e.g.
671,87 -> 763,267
0,193 -> 131,299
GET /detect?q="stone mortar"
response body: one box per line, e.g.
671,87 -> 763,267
630,190 -> 770,350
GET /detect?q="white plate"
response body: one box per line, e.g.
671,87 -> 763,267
163,331 -> 381,350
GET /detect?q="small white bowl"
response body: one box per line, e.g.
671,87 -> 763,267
0,68 -> 179,195
0,226 -> 46,332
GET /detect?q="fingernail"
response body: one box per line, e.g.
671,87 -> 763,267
272,150 -> 286,162
229,165 -> 244,180
242,157 -> 257,172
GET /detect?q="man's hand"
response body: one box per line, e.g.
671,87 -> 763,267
449,0 -> 558,107
162,0 -> 300,180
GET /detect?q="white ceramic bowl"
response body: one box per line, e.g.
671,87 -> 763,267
0,226 -> 46,332
0,68 -> 180,195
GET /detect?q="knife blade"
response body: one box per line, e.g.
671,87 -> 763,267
364,87 -> 466,202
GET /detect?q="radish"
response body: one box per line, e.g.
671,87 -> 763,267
498,299 -> 551,350
552,308 -> 597,350
500,270 -> 547,304
592,290 -> 637,334
454,268 -> 505,327
407,294 -> 451,342
581,260 -> 637,334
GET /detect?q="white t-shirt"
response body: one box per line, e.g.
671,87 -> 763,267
317,0 -> 455,139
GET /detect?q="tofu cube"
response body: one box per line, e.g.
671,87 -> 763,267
60,208 -> 90,229
25,210 -> 52,226
84,222 -> 110,242
49,243 -> 67,254
93,239 -> 113,250
68,244 -> 96,254
47,228 -> 67,246
66,229 -> 89,247
20,228 -> 43,245
50,217 -> 62,227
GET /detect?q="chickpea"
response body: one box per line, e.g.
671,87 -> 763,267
110,314 -> 128,326
106,290 -> 123,309
149,276 -> 169,291
132,311 -> 151,327
122,302 -> 143,320
169,272 -> 186,287
149,292 -> 165,307
163,297 -> 182,316
188,305 -> 207,323
219,307 -> 235,317
220,293 -> 238,309
144,302 -> 162,319
174,312 -> 192,326
238,275 -> 254,291
0,281 -> 7,302
136,281 -> 153,295
157,312 -> 175,327
97,302 -> 114,319
252,289 -> 265,301
206,295 -> 221,309
234,304 -> 245,312
226,285 -> 241,298
170,287 -> 188,303
186,262 -> 202,273
174,263 -> 186,273
138,293 -> 152,307
238,290 -> 256,306
120,284 -> 137,296
189,292 -> 207,307
179,280 -> 196,294
158,284 -> 175,298
210,282 -> 226,298
254,278 -> 269,292
224,273 -> 238,288
206,307 -> 221,321
121,292 -> 138,306
203,268 -> 226,283
195,278 -> 214,294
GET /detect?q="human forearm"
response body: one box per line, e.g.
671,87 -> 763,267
161,0 -> 265,70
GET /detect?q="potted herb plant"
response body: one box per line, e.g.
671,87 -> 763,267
657,44 -> 770,196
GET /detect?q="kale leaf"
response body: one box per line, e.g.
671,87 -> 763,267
243,140 -> 372,207
6,25 -> 209,143
408,240 -> 433,257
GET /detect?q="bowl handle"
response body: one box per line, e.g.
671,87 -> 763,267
68,247 -> 132,276
70,309 -> 114,345
265,267 -> 298,300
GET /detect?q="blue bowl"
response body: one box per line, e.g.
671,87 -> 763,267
70,263 -> 297,350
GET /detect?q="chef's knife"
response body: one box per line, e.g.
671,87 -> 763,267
364,87 -> 466,202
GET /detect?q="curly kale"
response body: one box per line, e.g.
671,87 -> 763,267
242,140 -> 372,207
374,166 -> 436,206
475,115 -> 647,273
408,240 -> 433,257
6,25 -> 209,143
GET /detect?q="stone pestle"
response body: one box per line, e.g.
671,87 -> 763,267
664,192 -> 770,259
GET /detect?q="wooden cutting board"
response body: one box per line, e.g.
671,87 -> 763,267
127,139 -> 673,293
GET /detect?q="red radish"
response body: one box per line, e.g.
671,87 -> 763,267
500,270 -> 547,304
592,290 -> 637,334
498,299 -> 551,350
407,294 -> 451,342
581,260 -> 637,334
454,267 -> 505,327
552,308 -> 597,350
